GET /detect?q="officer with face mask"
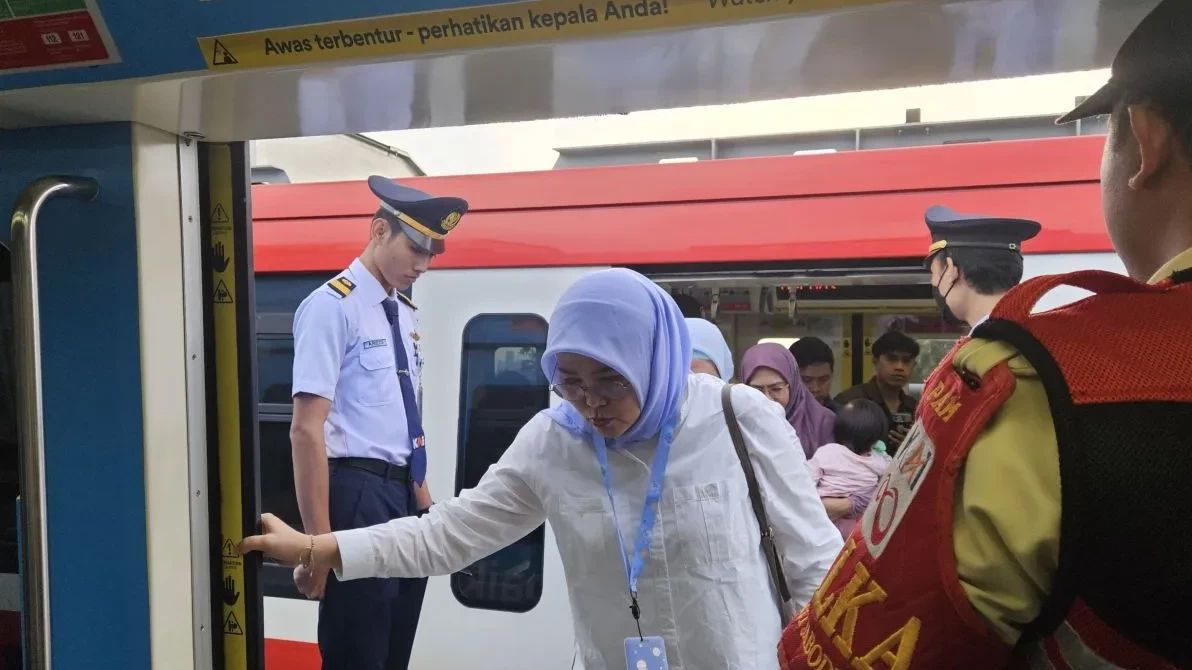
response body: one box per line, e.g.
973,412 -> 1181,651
922,205 -> 1042,332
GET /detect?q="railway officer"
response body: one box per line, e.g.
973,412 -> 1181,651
289,175 -> 467,669
923,205 -> 1042,332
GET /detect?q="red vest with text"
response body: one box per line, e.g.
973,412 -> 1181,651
778,270 -> 1192,670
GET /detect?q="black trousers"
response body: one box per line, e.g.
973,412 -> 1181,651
318,464 -> 428,670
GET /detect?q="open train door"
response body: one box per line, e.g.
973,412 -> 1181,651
199,142 -> 266,670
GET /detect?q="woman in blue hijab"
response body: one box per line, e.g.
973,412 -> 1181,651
686,317 -> 735,381
242,268 -> 842,669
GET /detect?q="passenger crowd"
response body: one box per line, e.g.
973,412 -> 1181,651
685,308 -> 924,533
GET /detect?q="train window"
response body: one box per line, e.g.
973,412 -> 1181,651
258,415 -> 302,532
257,334 -> 295,405
254,275 -> 327,314
256,320 -> 302,599
452,314 -> 549,613
258,412 -> 303,599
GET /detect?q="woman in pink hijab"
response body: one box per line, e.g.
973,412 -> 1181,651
741,343 -> 836,459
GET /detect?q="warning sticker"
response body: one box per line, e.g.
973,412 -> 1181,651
198,0 -> 888,71
213,279 -> 234,305
211,39 -> 238,66
223,610 -> 244,636
222,575 -> 241,606
0,0 -> 119,74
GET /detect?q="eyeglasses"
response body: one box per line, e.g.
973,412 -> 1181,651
749,382 -> 790,398
551,380 -> 633,403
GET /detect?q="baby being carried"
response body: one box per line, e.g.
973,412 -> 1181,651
806,399 -> 893,537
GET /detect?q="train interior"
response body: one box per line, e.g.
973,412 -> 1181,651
650,265 -> 963,393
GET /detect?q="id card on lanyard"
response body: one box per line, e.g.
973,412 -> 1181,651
594,417 -> 677,670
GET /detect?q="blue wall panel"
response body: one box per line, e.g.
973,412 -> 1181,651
0,0 -> 525,91
0,122 -> 149,667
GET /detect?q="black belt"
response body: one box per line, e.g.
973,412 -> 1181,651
330,457 -> 411,482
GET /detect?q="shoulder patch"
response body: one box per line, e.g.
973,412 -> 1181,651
396,291 -> 418,310
954,338 -> 1022,377
326,277 -> 357,298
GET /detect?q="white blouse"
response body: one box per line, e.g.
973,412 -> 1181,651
335,374 -> 843,669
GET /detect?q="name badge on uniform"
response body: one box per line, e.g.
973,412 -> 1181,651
625,636 -> 668,670
363,338 -> 388,350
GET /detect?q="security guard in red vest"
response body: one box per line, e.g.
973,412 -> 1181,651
779,1 -> 1192,667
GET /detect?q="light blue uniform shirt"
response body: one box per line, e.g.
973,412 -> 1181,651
291,258 -> 421,465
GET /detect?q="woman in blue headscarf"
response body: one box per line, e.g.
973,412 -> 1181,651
242,269 -> 842,668
687,317 -> 735,382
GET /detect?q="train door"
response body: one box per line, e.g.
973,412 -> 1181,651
753,305 -> 963,402
0,128 -> 269,670
656,267 -> 963,398
0,124 -> 215,669
674,252 -> 1129,406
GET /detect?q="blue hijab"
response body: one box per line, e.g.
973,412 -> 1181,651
541,268 -> 692,446
686,317 -> 734,382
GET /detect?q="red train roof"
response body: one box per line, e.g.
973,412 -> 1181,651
251,135 -> 1111,273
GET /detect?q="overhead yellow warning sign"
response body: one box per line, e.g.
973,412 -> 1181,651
212,39 -> 239,66
199,0 -> 889,70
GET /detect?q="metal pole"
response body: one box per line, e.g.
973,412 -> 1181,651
10,176 -> 100,670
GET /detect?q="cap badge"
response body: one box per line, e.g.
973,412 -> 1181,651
442,211 -> 462,231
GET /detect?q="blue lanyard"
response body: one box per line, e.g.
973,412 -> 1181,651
593,416 -> 676,627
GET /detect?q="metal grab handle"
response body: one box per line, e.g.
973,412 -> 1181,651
10,176 -> 100,670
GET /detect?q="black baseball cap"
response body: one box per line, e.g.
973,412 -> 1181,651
1057,0 -> 1192,124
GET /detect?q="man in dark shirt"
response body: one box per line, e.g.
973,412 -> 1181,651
834,330 -> 919,452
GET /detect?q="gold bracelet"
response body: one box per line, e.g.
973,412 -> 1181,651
299,535 -> 315,569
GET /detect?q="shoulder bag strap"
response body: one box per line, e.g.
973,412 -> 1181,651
721,384 -> 794,620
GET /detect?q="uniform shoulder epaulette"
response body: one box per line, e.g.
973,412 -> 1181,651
396,291 -> 418,310
326,276 -> 357,298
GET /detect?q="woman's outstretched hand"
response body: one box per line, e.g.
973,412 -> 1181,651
240,513 -> 310,566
